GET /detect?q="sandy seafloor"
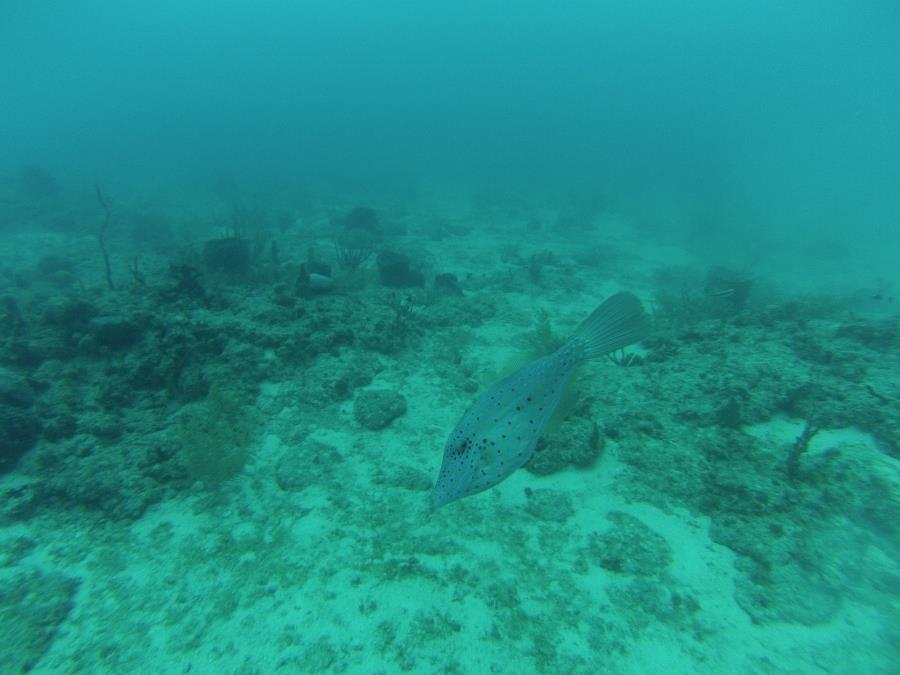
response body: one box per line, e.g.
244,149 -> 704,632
1,186 -> 899,674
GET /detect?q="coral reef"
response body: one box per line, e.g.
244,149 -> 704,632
0,189 -> 896,673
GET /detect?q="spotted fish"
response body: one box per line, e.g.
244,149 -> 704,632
431,291 -> 650,509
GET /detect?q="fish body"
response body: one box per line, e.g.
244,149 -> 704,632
431,292 -> 650,509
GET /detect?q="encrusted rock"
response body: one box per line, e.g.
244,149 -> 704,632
353,389 -> 407,430
526,416 -> 602,475
525,488 -> 575,522
90,315 -> 144,350
275,439 -> 342,492
590,511 -> 673,577
0,405 -> 41,473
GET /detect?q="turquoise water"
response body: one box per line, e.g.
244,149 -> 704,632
1,2 -> 898,673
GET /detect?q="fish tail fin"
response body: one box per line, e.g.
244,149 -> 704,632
573,292 -> 651,360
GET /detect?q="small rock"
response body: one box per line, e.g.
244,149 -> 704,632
275,439 -> 342,492
90,316 -> 143,349
381,466 -> 432,492
591,511 -> 673,577
42,413 -> 77,442
0,405 -> 41,473
0,369 -> 34,408
525,489 -> 575,522
526,417 -> 602,475
353,390 -> 407,430
376,251 -> 424,288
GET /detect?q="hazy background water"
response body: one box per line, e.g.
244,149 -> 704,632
2,1 -> 898,273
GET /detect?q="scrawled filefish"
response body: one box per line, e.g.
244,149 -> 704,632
431,291 -> 650,509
